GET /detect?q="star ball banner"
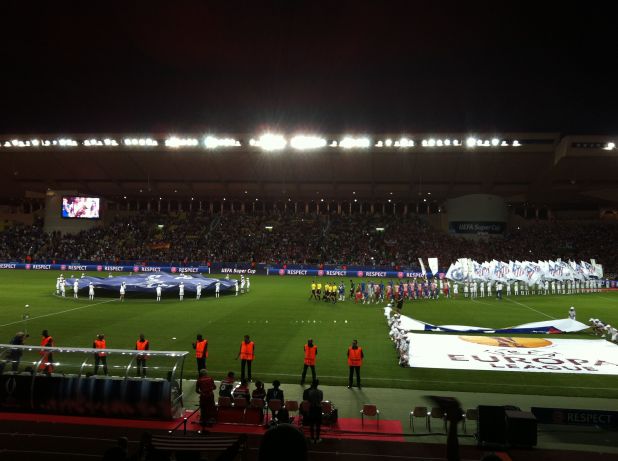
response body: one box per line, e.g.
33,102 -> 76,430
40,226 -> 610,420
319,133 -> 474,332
406,333 -> 618,375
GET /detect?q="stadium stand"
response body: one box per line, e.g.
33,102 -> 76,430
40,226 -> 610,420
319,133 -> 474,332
1,212 -> 617,274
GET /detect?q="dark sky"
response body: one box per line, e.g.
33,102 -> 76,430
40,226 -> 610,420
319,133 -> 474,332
1,1 -> 616,134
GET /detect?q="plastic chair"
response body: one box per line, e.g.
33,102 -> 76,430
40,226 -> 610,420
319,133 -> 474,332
321,401 -> 335,431
285,400 -> 300,425
429,407 -> 446,433
360,404 -> 380,427
267,399 -> 282,422
462,408 -> 478,433
245,398 -> 265,424
409,406 -> 429,431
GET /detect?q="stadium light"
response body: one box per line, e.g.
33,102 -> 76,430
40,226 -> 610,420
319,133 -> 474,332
491,138 -> 500,146
254,133 -> 287,151
385,139 -> 393,147
290,135 -> 327,150
453,139 -> 461,146
339,136 -> 370,149
466,137 -> 477,148
501,140 -> 509,146
398,137 -> 413,148
203,136 -> 240,149
427,138 -> 436,147
512,140 -> 521,146
165,136 -> 198,148
375,141 -> 384,147
264,226 -> 273,230
605,142 -> 616,150
444,139 -> 451,146
376,227 -> 385,232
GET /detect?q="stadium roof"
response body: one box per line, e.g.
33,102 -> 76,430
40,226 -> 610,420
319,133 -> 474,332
1,132 -> 617,207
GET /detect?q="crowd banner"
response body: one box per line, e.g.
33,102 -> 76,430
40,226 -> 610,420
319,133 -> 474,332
406,333 -> 618,375
2,261 -> 616,285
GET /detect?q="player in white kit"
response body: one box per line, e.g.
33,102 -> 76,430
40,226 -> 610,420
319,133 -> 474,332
506,281 -> 511,296
215,281 -> 221,298
73,280 -> 79,299
513,281 -> 519,296
156,285 -> 162,301
246,277 -> 251,292
120,282 -> 126,301
568,306 -> 576,320
196,283 -> 202,300
89,282 -> 95,300
56,277 -> 61,295
235,280 -> 239,296
60,281 -> 66,297
179,282 -> 184,301
479,282 -> 485,298
487,281 -> 492,297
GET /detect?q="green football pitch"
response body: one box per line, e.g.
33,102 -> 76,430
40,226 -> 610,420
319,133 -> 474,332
1,270 -> 617,399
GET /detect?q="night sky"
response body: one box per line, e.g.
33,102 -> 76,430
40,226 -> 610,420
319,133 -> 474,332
1,1 -> 616,134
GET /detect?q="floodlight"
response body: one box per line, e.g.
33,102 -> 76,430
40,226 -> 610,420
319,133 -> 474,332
385,139 -> 393,147
605,142 -> 616,150
339,136 -> 370,149
257,133 -> 287,151
444,139 -> 451,146
436,139 -> 443,147
466,137 -> 477,147
428,138 -> 436,147
491,138 -> 500,146
290,135 -> 326,150
512,140 -> 521,146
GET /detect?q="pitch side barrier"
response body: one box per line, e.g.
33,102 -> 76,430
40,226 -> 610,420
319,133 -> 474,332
0,261 -> 437,279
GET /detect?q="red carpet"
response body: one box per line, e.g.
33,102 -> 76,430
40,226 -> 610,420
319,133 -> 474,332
0,411 -> 404,442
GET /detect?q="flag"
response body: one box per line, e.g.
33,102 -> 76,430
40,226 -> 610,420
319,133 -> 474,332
418,258 -> 427,276
427,257 -> 439,276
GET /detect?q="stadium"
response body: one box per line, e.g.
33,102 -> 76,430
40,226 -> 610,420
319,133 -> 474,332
2,2 -> 618,460
1,130 -> 617,460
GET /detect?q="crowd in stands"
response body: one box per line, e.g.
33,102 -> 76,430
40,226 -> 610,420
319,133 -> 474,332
0,211 -> 617,274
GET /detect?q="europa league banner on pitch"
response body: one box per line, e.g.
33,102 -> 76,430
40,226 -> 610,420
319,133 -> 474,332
406,333 -> 618,375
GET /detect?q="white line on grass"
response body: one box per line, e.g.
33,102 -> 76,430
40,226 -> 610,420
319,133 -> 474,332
0,299 -> 116,328
200,371 -> 616,391
595,295 -> 618,303
504,298 -> 556,319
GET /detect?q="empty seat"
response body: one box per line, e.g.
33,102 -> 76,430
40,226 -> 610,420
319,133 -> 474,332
409,406 -> 429,431
360,404 -> 380,427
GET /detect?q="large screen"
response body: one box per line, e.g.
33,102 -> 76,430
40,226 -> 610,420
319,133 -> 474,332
61,196 -> 100,219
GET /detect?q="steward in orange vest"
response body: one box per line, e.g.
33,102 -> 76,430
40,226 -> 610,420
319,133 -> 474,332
347,339 -> 364,389
193,334 -> 208,374
39,329 -> 55,374
236,335 -> 255,382
301,339 -> 318,385
93,334 -> 108,375
135,333 -> 150,378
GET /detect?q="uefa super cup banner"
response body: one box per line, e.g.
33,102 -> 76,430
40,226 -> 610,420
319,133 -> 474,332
406,333 -> 618,375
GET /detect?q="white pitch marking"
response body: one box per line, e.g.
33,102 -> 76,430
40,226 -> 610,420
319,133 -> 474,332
0,299 -> 116,328
504,298 -> 556,319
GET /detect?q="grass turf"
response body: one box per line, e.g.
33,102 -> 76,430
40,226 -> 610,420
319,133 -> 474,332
1,270 -> 617,398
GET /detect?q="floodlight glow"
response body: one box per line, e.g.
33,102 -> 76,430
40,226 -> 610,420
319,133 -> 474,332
491,138 -> 500,146
466,137 -> 477,147
501,140 -> 509,146
436,139 -> 443,147
165,137 -> 198,148
444,139 -> 451,146
255,133 -> 287,151
604,142 -> 616,150
31,139 -> 40,146
339,136 -> 370,149
483,140 -> 490,147
512,140 -> 521,146
376,141 -> 384,147
385,139 -> 393,147
399,138 -> 413,148
290,135 -> 327,150
453,139 -> 461,146
204,136 -> 240,149
428,138 -> 436,147
421,140 -> 427,147
330,141 -> 338,147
